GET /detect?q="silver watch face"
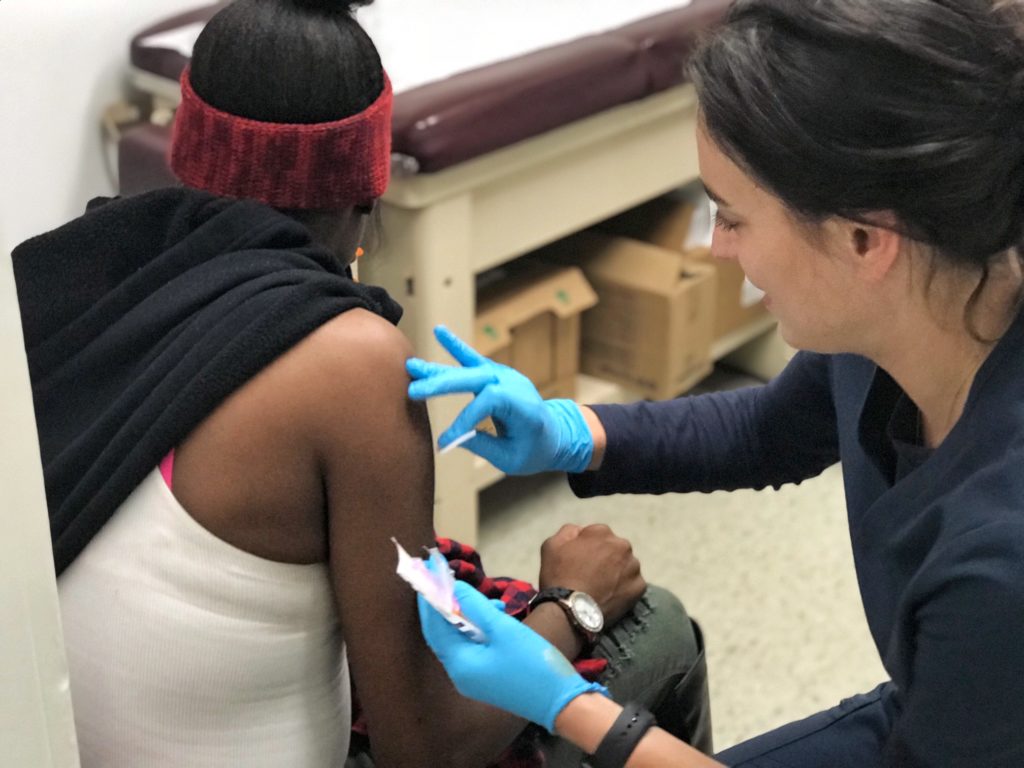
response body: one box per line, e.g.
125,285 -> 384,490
569,592 -> 604,633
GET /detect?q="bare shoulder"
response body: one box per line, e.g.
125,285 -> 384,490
285,309 -> 421,453
297,307 -> 413,379
171,308 -> 422,564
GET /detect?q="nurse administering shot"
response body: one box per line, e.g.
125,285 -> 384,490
410,1 -> 1024,766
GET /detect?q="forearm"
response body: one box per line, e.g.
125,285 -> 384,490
571,394 -> 772,496
556,694 -> 723,768
570,353 -> 840,498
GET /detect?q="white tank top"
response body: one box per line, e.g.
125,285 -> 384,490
58,469 -> 350,767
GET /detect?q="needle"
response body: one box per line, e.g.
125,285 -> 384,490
438,429 -> 477,455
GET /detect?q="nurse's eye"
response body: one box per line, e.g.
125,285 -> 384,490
714,212 -> 739,232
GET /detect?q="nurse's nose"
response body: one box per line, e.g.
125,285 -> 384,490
710,228 -> 738,263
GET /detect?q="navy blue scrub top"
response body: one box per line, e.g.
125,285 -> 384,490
571,310 -> 1024,766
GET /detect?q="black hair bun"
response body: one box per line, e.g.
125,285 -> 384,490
286,0 -> 373,14
338,0 -> 373,11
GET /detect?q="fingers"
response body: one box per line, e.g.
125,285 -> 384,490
423,551 -> 450,578
458,431 -> 512,471
408,367 -> 498,400
406,358 -> 452,380
578,524 -> 632,554
452,581 -> 506,634
435,325 -> 487,367
550,524 -> 584,544
539,524 -> 583,566
419,584 -> 508,655
537,523 -> 645,620
580,525 -> 640,573
418,593 -> 465,655
438,389 -> 500,448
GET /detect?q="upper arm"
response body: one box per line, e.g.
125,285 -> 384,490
296,310 -> 461,766
887,525 -> 1024,767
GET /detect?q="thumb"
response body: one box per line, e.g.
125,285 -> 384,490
418,593 -> 467,657
462,432 -> 515,472
453,581 -> 509,636
550,523 -> 584,544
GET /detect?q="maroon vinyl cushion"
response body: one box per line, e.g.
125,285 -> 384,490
130,2 -> 229,82
126,0 -> 730,181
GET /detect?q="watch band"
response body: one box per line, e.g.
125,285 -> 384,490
530,587 -> 573,607
530,587 -> 600,645
589,702 -> 657,768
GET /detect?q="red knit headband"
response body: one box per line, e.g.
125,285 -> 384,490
169,67 -> 393,209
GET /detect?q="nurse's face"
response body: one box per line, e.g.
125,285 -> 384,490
696,125 -> 866,354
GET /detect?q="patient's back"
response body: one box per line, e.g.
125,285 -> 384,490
58,308 -> 436,766
58,468 -> 349,767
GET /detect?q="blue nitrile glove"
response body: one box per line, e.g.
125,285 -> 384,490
419,580 -> 609,732
406,326 -> 594,475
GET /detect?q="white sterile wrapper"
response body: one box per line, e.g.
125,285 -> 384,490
393,538 -> 486,642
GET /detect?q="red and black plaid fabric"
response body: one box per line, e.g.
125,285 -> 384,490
436,537 -> 537,618
351,537 -> 608,767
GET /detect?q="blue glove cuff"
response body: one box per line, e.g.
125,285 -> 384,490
545,399 -> 595,475
544,680 -> 611,734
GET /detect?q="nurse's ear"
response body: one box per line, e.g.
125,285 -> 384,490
842,213 -> 904,285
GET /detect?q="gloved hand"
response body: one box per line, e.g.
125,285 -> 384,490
406,326 -> 594,475
419,580 -> 608,732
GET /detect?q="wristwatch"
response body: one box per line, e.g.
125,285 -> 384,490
529,587 -> 605,645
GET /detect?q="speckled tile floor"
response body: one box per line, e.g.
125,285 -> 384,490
475,368 -> 887,752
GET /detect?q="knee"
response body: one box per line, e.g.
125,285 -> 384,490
639,585 -> 702,664
599,584 -> 703,678
599,586 -> 713,753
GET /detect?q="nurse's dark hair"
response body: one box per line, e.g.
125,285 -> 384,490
188,0 -> 383,124
689,0 -> 1024,330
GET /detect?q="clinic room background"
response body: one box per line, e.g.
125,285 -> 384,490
1,0 -> 896,763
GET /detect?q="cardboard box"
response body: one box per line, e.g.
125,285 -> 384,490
475,263 -> 598,400
534,231 -> 716,401
598,195 -> 769,340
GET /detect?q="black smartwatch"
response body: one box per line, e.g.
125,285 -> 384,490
529,587 -> 604,645
589,702 -> 657,768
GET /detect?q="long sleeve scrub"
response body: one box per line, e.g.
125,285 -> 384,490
570,313 -> 1024,767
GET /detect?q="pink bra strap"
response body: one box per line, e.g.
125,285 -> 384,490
159,449 -> 176,490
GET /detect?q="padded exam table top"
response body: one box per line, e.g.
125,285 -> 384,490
128,0 -> 730,175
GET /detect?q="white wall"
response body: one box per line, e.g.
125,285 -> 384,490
0,2 -> 197,763
0,227 -> 79,766
0,0 -> 198,257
